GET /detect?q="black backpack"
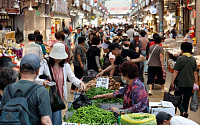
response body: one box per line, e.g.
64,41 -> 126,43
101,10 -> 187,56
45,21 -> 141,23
0,83 -> 41,125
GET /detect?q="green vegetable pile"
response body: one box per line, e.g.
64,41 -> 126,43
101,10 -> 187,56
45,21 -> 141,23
85,87 -> 123,103
131,115 -> 149,120
67,105 -> 117,124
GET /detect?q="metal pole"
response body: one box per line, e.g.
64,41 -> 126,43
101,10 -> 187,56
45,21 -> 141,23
159,0 -> 164,36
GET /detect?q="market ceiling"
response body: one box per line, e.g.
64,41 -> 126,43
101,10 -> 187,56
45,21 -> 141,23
105,0 -> 132,15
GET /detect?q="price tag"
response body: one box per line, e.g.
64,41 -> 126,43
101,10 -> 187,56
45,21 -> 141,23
96,77 -> 109,89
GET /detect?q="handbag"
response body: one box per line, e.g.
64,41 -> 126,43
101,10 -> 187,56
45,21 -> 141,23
45,58 -> 66,112
163,91 -> 181,107
190,90 -> 199,112
146,45 -> 158,65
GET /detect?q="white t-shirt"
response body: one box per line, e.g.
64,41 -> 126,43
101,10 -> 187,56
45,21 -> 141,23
170,116 -> 198,125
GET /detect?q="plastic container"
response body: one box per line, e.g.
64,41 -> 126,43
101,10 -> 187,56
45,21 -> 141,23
121,113 -> 157,125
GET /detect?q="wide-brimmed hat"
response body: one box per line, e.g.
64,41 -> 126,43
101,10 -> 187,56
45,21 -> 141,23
112,36 -> 119,42
98,42 -> 109,49
122,33 -> 128,37
49,43 -> 68,59
0,56 -> 17,68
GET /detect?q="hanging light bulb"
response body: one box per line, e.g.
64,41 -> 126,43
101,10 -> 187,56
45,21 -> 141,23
0,9 -> 7,14
29,1 -> 33,11
41,0 -> 44,3
46,0 -> 49,4
13,1 -> 20,8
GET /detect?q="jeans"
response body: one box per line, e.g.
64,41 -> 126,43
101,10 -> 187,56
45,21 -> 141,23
88,69 -> 99,77
174,87 -> 193,114
50,110 -> 62,125
141,51 -> 148,73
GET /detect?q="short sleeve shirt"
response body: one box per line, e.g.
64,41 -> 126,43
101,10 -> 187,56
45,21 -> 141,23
73,44 -> 86,66
148,45 -> 163,67
114,49 -> 140,65
174,56 -> 197,87
87,46 -> 101,71
36,43 -> 46,55
1,80 -> 52,125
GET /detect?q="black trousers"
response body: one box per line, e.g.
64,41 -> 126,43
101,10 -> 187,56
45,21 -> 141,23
175,87 -> 193,114
71,66 -> 83,90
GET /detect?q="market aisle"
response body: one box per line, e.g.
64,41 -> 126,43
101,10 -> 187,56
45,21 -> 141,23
64,70 -> 200,124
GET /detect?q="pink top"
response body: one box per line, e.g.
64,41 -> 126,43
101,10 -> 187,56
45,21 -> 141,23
52,66 -> 64,99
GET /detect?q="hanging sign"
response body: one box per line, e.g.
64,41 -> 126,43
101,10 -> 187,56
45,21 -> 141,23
96,77 -> 109,89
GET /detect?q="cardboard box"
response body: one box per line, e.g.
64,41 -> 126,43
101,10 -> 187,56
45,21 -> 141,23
149,101 -> 175,116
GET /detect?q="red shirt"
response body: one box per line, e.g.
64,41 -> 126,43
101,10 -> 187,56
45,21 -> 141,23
149,41 -> 162,48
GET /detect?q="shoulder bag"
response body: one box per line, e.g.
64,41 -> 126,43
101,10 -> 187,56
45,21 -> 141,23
146,45 -> 158,65
164,58 -> 190,107
45,58 -> 66,112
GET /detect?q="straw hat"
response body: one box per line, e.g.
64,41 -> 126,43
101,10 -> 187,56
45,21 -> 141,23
49,43 -> 68,59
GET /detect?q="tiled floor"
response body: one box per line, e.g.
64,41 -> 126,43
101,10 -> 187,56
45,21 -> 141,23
63,69 -> 200,124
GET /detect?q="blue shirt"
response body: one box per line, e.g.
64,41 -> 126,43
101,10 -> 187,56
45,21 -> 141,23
73,33 -> 82,44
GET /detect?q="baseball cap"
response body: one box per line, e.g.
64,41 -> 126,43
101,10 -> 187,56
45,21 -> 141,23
156,112 -> 172,125
122,33 -> 128,37
20,54 -> 40,70
98,42 -> 109,49
76,27 -> 82,30
108,42 -> 121,51
134,32 -> 139,37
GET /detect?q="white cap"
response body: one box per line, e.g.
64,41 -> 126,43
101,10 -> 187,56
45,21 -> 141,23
134,32 -> 139,37
122,33 -> 128,37
49,43 -> 68,59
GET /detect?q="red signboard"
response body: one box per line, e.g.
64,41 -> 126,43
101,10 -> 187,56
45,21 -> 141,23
193,11 -> 196,18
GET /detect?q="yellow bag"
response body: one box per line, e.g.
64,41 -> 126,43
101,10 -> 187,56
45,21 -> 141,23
121,113 -> 157,125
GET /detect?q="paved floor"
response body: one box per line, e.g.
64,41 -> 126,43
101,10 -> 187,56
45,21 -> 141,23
64,70 -> 200,124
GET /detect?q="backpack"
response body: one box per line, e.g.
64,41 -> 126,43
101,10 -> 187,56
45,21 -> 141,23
0,84 -> 42,125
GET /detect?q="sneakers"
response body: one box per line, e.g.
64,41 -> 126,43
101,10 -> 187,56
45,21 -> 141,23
148,90 -> 153,95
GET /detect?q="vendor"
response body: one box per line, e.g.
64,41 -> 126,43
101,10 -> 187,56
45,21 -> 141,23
93,61 -> 149,114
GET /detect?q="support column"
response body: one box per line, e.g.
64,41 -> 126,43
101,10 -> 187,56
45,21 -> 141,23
196,0 -> 200,54
159,0 -> 164,36
45,0 -> 51,41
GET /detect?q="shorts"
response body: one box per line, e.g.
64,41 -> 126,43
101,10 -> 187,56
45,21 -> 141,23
147,66 -> 165,85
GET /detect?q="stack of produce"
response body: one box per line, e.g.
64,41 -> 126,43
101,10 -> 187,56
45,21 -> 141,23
85,87 -> 123,103
85,77 -> 121,91
121,113 -> 157,125
67,105 -> 117,124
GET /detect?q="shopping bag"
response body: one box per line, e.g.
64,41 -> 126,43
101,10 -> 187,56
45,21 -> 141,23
190,90 -> 199,112
49,85 -> 66,112
72,92 -> 92,109
163,92 -> 181,107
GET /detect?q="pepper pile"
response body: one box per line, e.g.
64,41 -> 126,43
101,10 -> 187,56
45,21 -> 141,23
67,105 -> 117,124
85,87 -> 123,103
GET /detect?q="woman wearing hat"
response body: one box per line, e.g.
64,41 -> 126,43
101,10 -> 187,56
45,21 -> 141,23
35,43 -> 86,125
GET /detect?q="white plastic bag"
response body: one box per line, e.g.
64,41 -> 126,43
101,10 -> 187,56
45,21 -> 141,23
190,90 -> 199,112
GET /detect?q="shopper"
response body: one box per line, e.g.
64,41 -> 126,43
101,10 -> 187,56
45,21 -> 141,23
0,56 -> 17,68
140,30 -> 149,74
112,36 -> 120,43
171,42 -> 198,118
23,33 -> 43,61
171,24 -> 177,39
87,36 -> 102,76
93,61 -> 149,113
71,36 -> 87,92
147,36 -> 165,95
35,43 -> 86,125
164,30 -> 171,39
1,54 -> 52,125
0,67 -> 18,104
130,32 -> 141,53
156,111 -> 198,125
98,41 -> 117,76
73,27 -> 83,45
97,42 -> 145,77
82,25 -> 87,36
63,28 -> 72,52
126,25 -> 135,41
36,34 -> 46,58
